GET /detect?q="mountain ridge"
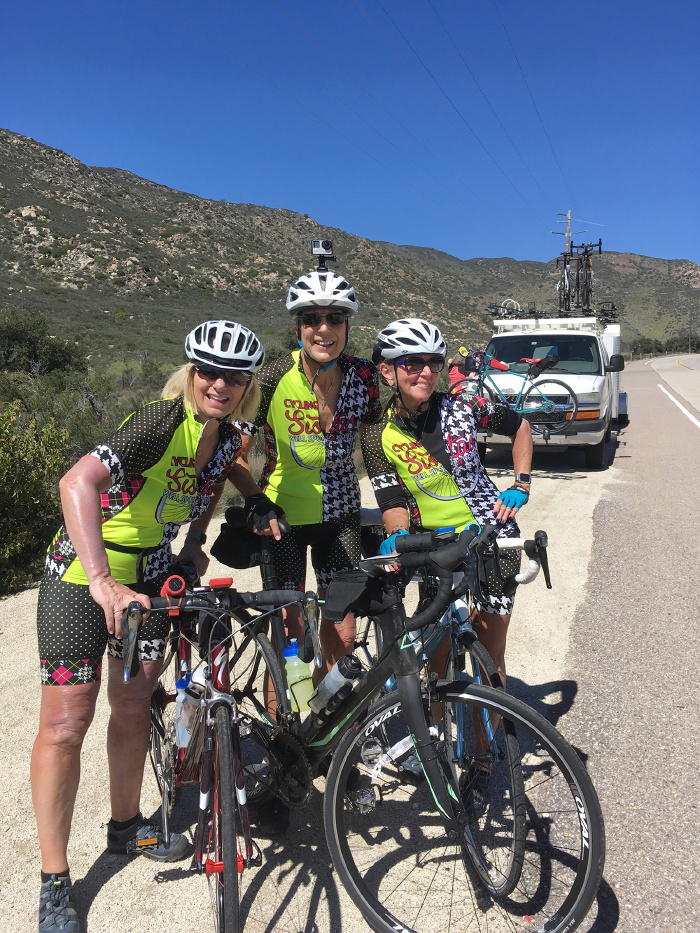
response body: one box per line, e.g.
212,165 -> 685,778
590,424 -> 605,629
1,127 -> 697,361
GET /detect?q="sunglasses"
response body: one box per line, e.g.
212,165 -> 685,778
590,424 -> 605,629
298,310 -> 349,328
396,355 -> 445,375
195,365 -> 252,387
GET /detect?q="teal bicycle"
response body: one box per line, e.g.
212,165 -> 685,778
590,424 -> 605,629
457,347 -> 578,436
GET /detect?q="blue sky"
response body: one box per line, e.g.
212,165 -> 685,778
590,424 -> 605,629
2,0 -> 698,264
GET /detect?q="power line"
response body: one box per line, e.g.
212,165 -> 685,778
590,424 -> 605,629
368,0 -> 548,229
490,0 -> 578,211
155,0 -> 485,229
426,0 -> 550,203
268,0 -> 488,208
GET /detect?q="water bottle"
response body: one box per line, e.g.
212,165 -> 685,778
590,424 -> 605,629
175,676 -> 192,748
284,639 -> 314,712
309,654 -> 363,715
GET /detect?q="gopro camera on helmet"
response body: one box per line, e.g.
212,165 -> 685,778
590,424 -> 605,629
312,238 -> 336,272
312,239 -> 334,257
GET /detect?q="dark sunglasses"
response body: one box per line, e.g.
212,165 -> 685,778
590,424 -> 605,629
298,310 -> 349,328
195,365 -> 252,387
396,355 -> 445,375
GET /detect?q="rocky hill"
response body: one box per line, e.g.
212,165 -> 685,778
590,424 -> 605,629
1,127 -> 698,363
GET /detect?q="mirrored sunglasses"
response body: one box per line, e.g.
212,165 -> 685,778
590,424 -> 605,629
396,356 -> 445,375
298,310 -> 348,328
195,365 -> 252,387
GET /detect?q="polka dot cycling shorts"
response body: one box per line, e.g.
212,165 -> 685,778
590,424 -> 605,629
37,575 -> 170,686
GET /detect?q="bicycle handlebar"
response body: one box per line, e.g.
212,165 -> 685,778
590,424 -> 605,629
121,583 -> 313,683
390,524 -> 550,630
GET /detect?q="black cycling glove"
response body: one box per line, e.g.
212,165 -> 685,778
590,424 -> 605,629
244,493 -> 286,534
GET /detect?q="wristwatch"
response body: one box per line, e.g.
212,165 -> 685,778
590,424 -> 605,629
514,473 -> 532,485
186,531 -> 207,545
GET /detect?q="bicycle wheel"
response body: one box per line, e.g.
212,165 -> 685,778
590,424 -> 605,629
324,685 -> 604,933
149,641 -> 181,815
521,379 -> 578,434
206,704 -> 240,933
229,626 -> 286,804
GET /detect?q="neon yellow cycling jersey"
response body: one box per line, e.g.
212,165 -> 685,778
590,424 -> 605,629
245,350 -> 381,525
361,391 -> 521,533
46,397 -> 241,585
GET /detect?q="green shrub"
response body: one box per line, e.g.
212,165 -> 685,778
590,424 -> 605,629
0,401 -> 70,594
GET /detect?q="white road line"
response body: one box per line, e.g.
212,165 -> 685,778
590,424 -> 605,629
657,384 -> 700,429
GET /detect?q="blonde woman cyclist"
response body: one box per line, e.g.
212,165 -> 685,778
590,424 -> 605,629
32,321 -> 267,933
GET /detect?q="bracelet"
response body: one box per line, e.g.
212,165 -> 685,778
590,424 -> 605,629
186,531 -> 206,545
386,527 -> 409,535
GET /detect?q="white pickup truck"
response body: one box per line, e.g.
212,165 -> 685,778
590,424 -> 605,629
477,316 -> 626,469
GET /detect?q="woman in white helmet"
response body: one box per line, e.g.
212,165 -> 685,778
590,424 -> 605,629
362,318 -> 533,711
32,320 -> 269,933
237,267 -> 382,831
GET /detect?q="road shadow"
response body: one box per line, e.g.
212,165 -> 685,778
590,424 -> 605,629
507,675 -> 578,728
483,426 -> 627,476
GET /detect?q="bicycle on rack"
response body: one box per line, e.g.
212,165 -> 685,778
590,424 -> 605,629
460,347 -> 579,437
122,570 -> 319,933
203,518 -> 604,933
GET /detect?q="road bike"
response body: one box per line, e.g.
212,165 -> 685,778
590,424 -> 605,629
459,347 -> 579,437
122,572 -> 318,933
200,519 -> 605,933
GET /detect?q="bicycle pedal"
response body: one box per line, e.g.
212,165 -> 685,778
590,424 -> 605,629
126,835 -> 160,854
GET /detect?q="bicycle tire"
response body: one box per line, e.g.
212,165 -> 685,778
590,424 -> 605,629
521,378 -> 578,434
149,640 -> 181,815
230,628 -> 287,804
324,684 -> 604,933
444,644 -> 526,897
206,704 -> 240,933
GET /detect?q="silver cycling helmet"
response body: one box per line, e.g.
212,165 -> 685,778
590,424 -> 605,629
373,318 -> 447,363
286,270 -> 358,315
185,320 -> 265,373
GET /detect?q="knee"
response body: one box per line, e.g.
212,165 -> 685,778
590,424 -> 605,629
38,696 -> 95,752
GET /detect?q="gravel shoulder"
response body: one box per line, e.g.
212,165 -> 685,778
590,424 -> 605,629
0,466 -> 612,932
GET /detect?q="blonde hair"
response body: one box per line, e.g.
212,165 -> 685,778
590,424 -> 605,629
162,363 -> 260,421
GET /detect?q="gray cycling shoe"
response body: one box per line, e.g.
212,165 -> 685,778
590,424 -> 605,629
39,875 -> 81,933
107,814 -> 191,862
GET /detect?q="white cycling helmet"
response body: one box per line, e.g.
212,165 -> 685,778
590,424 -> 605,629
286,270 -> 358,315
373,318 -> 447,362
185,320 -> 265,373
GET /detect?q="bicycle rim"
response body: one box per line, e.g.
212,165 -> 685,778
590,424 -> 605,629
522,379 -> 578,434
324,687 -> 604,933
206,705 -> 240,933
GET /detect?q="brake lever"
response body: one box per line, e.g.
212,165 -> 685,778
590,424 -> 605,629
303,591 -> 323,669
534,530 -> 552,589
121,600 -> 145,684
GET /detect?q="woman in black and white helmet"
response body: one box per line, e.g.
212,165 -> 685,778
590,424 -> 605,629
31,320 -> 269,933
362,317 -> 533,702
237,267 -> 382,831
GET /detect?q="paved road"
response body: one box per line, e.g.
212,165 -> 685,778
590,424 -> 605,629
1,356 -> 698,931
518,354 -> 700,933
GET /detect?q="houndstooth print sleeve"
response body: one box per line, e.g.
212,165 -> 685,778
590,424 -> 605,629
469,393 -> 522,436
88,398 -> 186,485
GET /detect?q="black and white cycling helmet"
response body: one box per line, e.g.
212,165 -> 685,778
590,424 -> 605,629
185,320 -> 265,373
286,270 -> 358,315
373,318 -> 447,363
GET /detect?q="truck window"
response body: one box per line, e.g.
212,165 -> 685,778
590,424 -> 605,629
486,335 -> 601,375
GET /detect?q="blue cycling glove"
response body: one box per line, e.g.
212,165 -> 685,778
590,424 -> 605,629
498,486 -> 529,509
380,529 -> 409,556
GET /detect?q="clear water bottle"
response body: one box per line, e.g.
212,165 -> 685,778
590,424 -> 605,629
284,639 -> 313,712
309,654 -> 363,715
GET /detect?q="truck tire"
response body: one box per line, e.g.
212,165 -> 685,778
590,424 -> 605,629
584,438 -> 606,469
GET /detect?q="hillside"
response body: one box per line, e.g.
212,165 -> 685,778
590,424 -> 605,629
1,127 -> 698,362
